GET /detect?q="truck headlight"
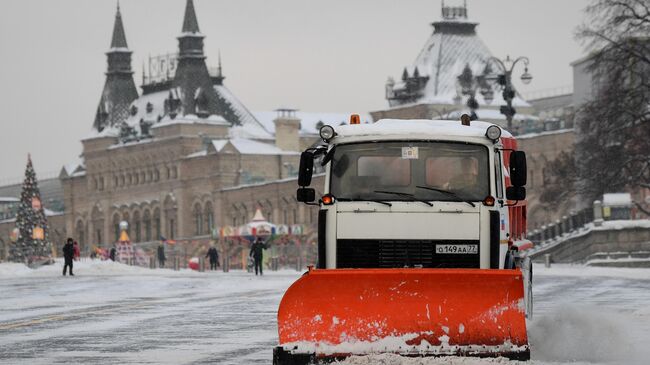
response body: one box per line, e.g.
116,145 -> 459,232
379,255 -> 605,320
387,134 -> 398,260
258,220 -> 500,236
485,125 -> 502,141
319,125 -> 336,141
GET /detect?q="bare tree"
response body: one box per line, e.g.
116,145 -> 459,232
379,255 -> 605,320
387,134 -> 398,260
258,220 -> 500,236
572,0 -> 650,204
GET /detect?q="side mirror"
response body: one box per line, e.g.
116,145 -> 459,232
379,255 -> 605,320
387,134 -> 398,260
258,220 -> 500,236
296,188 -> 316,203
509,151 -> 527,187
298,151 -> 314,187
506,186 -> 526,201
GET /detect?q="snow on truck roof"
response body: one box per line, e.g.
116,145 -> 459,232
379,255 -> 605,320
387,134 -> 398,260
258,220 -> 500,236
332,119 -> 513,141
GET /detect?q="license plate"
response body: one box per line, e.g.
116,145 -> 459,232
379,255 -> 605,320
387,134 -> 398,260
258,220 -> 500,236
435,244 -> 478,254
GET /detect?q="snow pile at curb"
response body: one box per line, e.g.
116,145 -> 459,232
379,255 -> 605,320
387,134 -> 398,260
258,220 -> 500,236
0,259 -> 196,277
534,264 -> 650,280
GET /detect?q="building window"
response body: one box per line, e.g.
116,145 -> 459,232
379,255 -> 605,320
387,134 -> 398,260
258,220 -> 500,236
169,219 -> 175,239
293,209 -> 297,224
135,221 -> 141,242
154,169 -> 160,182
205,203 -> 214,234
144,211 -> 152,242
194,204 -> 203,236
99,177 -> 104,190
171,166 -> 178,179
154,215 -> 161,239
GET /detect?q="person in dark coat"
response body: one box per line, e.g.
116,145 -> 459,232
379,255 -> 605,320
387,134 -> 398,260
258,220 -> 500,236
206,245 -> 220,270
62,238 -> 75,276
249,237 -> 268,276
109,246 -> 116,262
157,244 -> 166,268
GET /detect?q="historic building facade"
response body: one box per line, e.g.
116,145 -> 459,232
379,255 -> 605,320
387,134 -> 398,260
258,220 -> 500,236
60,1 -> 335,253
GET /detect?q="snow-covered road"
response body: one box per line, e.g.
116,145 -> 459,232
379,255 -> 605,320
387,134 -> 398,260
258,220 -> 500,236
0,261 -> 649,364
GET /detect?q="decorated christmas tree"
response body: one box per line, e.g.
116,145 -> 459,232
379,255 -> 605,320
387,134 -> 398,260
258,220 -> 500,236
9,155 -> 51,262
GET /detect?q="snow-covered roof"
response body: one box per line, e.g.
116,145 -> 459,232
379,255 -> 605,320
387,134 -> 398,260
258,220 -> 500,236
214,85 -> 273,140
389,13 -> 530,109
211,138 -> 299,155
603,193 -> 633,207
0,197 -> 19,203
61,160 -> 86,177
253,111 -> 373,136
333,119 -> 512,141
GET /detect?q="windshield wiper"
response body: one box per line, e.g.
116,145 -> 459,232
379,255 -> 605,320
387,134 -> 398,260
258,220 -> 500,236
374,190 -> 433,207
415,186 -> 476,207
337,197 -> 392,207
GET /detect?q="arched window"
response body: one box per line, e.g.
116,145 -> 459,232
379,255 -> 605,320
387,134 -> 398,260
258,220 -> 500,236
76,220 -> 85,247
133,211 -> 141,242
154,169 -> 160,182
153,208 -> 161,239
112,213 -> 121,241
193,203 -> 203,236
143,210 -> 152,241
140,171 -> 146,184
204,202 -> 214,234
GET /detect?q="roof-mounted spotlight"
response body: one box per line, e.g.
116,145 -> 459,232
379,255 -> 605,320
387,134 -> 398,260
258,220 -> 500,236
485,125 -> 502,142
319,125 -> 337,142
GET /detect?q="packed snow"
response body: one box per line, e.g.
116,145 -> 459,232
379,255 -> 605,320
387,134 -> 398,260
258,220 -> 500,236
0,261 -> 648,364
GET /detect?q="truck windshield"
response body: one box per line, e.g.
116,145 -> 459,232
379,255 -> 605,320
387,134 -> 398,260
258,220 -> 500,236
329,141 -> 489,202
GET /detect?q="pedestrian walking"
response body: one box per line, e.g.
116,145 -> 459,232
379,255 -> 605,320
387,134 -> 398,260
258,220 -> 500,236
206,245 -> 219,270
249,237 -> 268,276
157,244 -> 166,268
73,241 -> 80,261
109,246 -> 116,262
62,238 -> 75,276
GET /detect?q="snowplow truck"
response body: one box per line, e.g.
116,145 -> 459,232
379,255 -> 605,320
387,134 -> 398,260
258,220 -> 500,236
274,117 -> 533,364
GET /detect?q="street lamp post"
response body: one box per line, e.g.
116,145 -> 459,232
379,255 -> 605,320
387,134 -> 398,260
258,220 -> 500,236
484,56 -> 532,131
456,64 -> 493,121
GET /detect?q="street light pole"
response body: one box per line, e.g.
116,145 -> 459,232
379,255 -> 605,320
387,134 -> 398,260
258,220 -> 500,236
484,56 -> 532,131
456,64 -> 492,121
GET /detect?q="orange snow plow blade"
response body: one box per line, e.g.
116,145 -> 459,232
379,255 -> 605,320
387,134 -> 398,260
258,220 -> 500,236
276,268 -> 529,362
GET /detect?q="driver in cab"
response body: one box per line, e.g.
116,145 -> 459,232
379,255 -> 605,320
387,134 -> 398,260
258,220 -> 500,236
444,157 -> 480,196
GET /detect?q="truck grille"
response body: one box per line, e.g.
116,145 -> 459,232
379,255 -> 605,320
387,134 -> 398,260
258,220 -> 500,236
336,239 -> 480,269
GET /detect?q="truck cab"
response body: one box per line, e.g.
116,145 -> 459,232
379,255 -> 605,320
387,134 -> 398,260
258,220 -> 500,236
297,118 -> 529,271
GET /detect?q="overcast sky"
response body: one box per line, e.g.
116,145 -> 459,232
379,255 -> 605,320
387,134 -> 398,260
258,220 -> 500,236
0,0 -> 591,183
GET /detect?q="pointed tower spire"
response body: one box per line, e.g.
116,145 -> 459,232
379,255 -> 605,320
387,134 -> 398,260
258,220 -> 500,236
174,0 -> 223,118
93,3 -> 138,132
110,1 -> 128,49
182,0 -> 201,34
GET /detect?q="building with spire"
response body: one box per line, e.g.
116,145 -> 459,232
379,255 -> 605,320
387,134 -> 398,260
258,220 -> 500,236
59,0 -> 371,256
371,1 -> 536,131
94,4 -> 138,132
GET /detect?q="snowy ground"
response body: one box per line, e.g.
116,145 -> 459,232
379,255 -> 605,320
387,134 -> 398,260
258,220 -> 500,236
0,260 -> 649,364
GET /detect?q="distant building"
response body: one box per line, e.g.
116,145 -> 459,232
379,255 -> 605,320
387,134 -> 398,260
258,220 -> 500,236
370,2 -> 536,132
58,0 -> 363,254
